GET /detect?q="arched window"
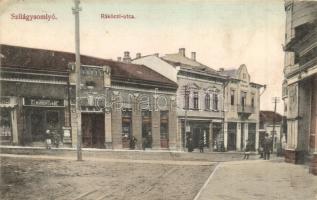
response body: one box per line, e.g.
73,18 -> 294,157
205,93 -> 210,110
213,93 -> 218,110
193,92 -> 199,109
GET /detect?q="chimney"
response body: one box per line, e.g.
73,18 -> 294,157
123,51 -> 131,63
191,52 -> 196,61
136,53 -> 141,59
117,57 -> 122,62
179,48 -> 185,56
219,68 -> 224,72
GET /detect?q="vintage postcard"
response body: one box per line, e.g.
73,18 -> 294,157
0,0 -> 317,199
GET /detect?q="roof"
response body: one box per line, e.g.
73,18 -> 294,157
220,69 -> 238,78
161,52 -> 218,75
0,44 -> 178,89
260,111 -> 283,124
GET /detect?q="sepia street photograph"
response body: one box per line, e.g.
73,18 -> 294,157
0,0 -> 317,199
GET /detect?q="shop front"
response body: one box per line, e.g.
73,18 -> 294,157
23,97 -> 66,146
0,97 -> 18,145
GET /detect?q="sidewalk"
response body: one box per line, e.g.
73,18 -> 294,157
195,159 -> 317,200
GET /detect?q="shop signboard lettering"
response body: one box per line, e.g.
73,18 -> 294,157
24,98 -> 64,107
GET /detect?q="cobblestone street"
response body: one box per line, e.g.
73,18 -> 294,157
0,154 -> 215,200
1,150 -> 317,200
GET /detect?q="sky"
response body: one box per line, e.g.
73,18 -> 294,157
0,0 -> 286,114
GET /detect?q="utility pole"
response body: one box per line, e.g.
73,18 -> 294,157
73,0 -> 82,161
272,97 -> 280,152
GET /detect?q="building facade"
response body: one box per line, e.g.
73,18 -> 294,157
220,65 -> 263,152
133,49 -> 228,151
282,1 -> 317,175
0,44 -> 178,150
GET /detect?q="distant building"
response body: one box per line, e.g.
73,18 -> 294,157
282,1 -> 317,175
259,111 -> 283,152
220,65 -> 264,152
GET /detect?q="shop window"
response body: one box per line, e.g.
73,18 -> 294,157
142,110 -> 152,148
122,110 -> 132,138
122,110 -> 132,148
0,109 -> 12,138
46,111 -> 59,129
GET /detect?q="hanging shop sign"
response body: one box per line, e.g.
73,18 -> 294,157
0,97 -> 17,107
23,97 -> 64,107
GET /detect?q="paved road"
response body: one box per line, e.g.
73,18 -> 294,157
195,159 -> 317,200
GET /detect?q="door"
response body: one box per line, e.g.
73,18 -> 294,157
241,123 -> 244,150
82,113 -> 105,148
227,123 -> 237,151
248,123 -> 256,151
30,110 -> 45,142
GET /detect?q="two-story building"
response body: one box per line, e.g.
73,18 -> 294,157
282,1 -> 317,175
220,65 -> 263,152
133,48 -> 227,151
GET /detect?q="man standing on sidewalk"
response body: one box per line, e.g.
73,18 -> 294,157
263,133 -> 272,160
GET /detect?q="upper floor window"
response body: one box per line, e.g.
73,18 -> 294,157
241,91 -> 247,107
213,93 -> 218,110
251,96 -> 255,107
193,92 -> 199,109
184,88 -> 190,109
230,90 -> 235,105
243,73 -> 246,79
205,93 -> 210,110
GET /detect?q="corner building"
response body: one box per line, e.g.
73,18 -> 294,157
282,1 -> 317,175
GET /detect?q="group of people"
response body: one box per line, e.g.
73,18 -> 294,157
259,133 -> 273,160
45,129 -> 61,149
186,135 -> 205,153
243,133 -> 273,160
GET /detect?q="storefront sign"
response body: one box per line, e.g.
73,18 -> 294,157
23,98 -> 64,107
0,97 -> 17,107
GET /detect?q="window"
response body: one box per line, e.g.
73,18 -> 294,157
46,111 -> 59,129
122,110 -> 132,138
205,93 -> 210,110
251,96 -> 255,107
184,88 -> 190,109
230,90 -> 235,105
243,73 -> 246,79
213,93 -> 218,110
193,92 -> 199,109
241,92 -> 247,107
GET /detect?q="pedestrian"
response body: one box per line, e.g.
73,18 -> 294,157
187,135 -> 193,152
243,140 -> 251,159
129,136 -> 137,150
258,146 -> 264,158
199,137 -> 204,153
142,137 -> 147,150
263,133 -> 272,160
45,129 -> 52,149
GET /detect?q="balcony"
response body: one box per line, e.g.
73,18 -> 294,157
237,104 -> 255,120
